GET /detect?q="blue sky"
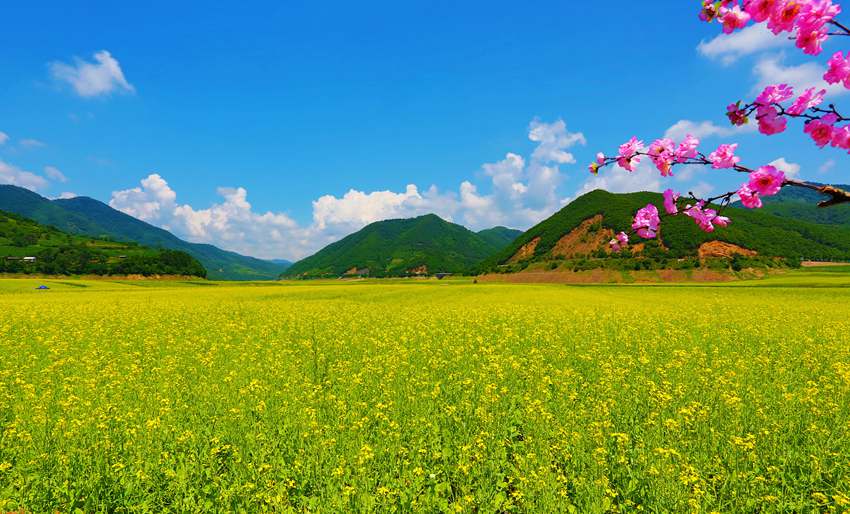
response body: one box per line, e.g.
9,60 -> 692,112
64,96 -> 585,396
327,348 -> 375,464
1,1 -> 846,259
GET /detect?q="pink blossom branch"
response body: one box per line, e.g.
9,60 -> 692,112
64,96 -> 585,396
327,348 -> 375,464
741,102 -> 849,123
594,153 -> 850,208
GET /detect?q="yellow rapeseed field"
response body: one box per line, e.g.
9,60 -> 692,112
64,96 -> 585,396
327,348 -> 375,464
1,277 -> 849,512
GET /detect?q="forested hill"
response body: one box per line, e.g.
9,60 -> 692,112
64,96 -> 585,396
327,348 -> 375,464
285,214 -> 512,278
476,226 -> 523,248
481,189 -> 850,272
0,210 -> 206,277
0,185 -> 289,280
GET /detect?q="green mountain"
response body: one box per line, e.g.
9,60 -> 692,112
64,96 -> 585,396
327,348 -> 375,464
0,185 -> 290,280
476,226 -> 523,248
0,209 -> 205,277
284,214 -> 507,278
754,183 -> 850,226
483,189 -> 850,272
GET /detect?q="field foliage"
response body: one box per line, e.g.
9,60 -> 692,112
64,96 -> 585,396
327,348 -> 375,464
1,277 -> 849,512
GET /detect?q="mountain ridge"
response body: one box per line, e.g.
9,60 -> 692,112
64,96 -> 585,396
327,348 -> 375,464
284,214 -> 515,278
0,185 -> 290,280
482,189 -> 850,272
0,209 -> 206,277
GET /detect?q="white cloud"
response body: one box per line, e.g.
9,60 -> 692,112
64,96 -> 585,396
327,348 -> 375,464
19,139 -> 46,149
110,174 -> 309,259
664,119 -> 755,141
529,119 -> 586,164
110,119 -> 587,260
698,24 -> 790,65
0,160 -> 49,191
44,165 -> 67,183
49,50 -> 135,98
570,160 -> 664,203
0,132 -> 8,145
768,157 -> 801,178
689,181 -> 715,199
57,192 -> 78,199
753,54 -> 846,97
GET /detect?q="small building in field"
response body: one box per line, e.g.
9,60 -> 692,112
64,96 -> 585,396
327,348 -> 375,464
22,256 -> 37,263
435,273 -> 452,280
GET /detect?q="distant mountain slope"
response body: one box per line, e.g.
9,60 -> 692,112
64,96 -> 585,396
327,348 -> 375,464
476,226 -> 523,249
483,190 -> 850,271
0,209 -> 205,277
0,185 -> 288,280
285,214 -> 505,278
753,183 -> 850,226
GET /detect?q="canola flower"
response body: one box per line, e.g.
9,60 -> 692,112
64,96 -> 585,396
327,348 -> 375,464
0,279 -> 848,512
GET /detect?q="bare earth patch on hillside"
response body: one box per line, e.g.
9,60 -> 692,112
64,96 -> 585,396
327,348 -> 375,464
508,237 -> 540,263
698,241 -> 756,260
551,215 -> 613,258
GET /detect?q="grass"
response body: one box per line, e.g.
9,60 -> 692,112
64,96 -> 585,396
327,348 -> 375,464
1,272 -> 849,512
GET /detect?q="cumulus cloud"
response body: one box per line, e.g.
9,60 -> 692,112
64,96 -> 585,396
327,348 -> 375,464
753,54 -> 846,97
569,159 -> 664,203
57,192 -> 78,199
110,174 -> 308,259
44,166 -> 67,183
698,24 -> 790,65
110,119 -> 586,260
769,157 -> 801,178
664,119 -> 755,141
49,50 -> 135,98
0,160 -> 49,191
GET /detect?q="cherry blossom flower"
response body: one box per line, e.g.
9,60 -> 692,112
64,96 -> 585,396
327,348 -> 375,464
756,84 -> 795,105
675,135 -> 700,162
699,0 -> 722,22
797,0 -> 842,36
708,143 -> 740,169
769,0 -> 804,34
609,231 -> 629,252
589,153 -> 606,175
786,87 -> 827,115
727,103 -> 749,126
685,203 -> 731,233
616,137 -> 644,172
795,26 -> 828,55
632,204 -> 661,239
748,165 -> 786,196
663,189 -> 680,215
648,138 -> 676,176
824,51 -> 850,88
738,184 -> 764,209
804,113 -> 838,147
745,0 -> 778,22
830,124 -> 850,150
757,106 -> 788,135
720,4 -> 751,33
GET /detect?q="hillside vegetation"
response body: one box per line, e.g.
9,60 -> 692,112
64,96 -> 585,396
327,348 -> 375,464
0,185 -> 288,280
476,226 -> 523,248
483,190 -> 850,273
285,214 -> 510,278
0,210 -> 206,277
752,182 -> 850,226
